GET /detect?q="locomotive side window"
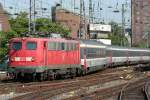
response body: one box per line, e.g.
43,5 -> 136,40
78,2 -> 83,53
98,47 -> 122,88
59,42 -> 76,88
55,42 -> 59,50
12,42 -> 22,50
26,42 -> 37,50
71,43 -> 74,50
57,42 -> 62,50
65,43 -> 69,51
48,42 -> 56,50
48,42 -> 77,51
48,42 -> 65,50
61,43 -> 65,50
75,44 -> 78,50
72,43 -> 76,50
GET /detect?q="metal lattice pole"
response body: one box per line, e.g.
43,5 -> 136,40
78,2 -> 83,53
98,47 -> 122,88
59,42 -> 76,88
121,4 -> 125,46
79,0 -> 83,39
33,0 -> 36,33
89,0 -> 92,23
29,0 -> 32,34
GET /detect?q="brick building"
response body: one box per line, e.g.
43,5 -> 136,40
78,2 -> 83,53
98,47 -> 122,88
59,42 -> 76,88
0,3 -> 10,32
52,4 -> 88,39
132,0 -> 150,46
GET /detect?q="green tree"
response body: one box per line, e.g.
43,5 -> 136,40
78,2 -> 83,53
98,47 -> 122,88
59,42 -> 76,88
133,41 -> 148,48
109,22 -> 129,46
35,18 -> 70,37
9,12 -> 29,34
9,12 -> 70,37
0,30 -> 18,62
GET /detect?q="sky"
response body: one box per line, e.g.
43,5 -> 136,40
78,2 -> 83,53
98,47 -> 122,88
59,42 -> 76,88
0,0 -> 131,27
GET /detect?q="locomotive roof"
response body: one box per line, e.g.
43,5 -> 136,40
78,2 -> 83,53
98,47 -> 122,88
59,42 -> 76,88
10,37 -> 79,43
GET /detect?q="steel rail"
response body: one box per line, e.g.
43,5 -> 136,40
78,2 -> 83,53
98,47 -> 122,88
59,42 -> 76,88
143,83 -> 150,100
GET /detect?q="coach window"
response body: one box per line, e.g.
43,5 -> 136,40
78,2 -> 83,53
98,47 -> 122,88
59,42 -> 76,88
26,42 -> 37,50
12,42 -> 22,50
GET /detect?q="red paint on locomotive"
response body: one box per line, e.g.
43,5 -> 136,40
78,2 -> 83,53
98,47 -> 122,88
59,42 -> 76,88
9,38 -> 80,74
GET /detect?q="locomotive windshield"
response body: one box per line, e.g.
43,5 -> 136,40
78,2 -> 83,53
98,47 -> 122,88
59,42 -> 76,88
12,42 -> 22,50
26,42 -> 37,50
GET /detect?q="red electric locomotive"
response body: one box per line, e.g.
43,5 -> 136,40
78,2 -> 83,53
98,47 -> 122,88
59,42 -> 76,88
8,38 -> 81,80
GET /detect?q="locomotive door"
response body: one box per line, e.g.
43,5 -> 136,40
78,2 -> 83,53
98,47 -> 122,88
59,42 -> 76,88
43,41 -> 48,66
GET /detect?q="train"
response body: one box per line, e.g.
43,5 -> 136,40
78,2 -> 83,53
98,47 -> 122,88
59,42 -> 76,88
8,37 -> 150,80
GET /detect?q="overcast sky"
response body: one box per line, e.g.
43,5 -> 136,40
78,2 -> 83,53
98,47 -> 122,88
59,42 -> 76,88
0,0 -> 131,27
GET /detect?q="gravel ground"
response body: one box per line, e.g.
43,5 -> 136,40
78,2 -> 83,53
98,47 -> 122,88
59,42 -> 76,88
0,93 -> 28,100
0,71 -> 7,81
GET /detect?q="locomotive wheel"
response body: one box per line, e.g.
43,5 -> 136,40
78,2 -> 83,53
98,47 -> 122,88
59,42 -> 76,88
17,73 -> 23,81
32,73 -> 36,81
40,74 -> 44,81
76,68 -> 82,77
82,70 -> 87,76
37,73 -> 44,81
14,73 -> 19,81
70,72 -> 76,79
50,73 -> 56,80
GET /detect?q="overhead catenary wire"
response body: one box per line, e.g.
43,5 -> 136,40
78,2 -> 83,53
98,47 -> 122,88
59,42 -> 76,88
0,0 -> 131,25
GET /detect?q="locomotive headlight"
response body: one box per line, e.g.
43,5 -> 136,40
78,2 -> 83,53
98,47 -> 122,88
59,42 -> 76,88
11,57 -> 20,61
26,57 -> 34,61
31,57 -> 35,61
11,58 -> 15,61
15,57 -> 20,61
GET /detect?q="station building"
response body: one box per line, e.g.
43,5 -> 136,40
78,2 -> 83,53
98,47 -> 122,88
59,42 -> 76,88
89,24 -> 112,45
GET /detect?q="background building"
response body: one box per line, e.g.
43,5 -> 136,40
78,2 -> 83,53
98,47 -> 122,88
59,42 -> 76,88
89,24 -> 112,45
132,0 -> 150,46
89,24 -> 111,39
0,3 -> 10,32
52,4 -> 88,39
0,3 -> 10,48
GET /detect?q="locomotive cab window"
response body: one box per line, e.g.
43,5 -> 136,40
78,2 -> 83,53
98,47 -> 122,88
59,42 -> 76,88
12,42 -> 22,50
26,42 -> 37,50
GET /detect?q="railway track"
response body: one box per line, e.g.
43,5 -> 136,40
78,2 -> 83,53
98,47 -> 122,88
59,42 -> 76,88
10,68 -> 144,100
63,77 -> 150,100
0,66 -> 144,100
11,74 -> 121,100
0,67 -> 132,94
118,81 -> 150,100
